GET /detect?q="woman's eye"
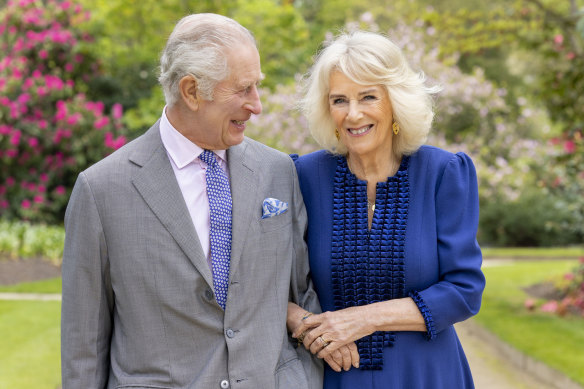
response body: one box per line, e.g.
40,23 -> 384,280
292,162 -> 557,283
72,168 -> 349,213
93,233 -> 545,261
332,98 -> 346,104
363,95 -> 376,101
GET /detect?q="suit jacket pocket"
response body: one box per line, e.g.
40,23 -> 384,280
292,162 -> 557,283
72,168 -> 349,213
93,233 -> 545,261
275,357 -> 309,389
259,211 -> 291,233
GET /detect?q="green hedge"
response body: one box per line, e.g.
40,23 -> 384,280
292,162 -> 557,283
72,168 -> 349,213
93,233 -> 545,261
0,220 -> 64,263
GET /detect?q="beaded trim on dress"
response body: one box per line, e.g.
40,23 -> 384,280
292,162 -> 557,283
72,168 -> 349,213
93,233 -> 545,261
330,155 -> 410,370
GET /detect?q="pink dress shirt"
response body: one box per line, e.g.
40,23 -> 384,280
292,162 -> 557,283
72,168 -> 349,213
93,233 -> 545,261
159,108 -> 229,268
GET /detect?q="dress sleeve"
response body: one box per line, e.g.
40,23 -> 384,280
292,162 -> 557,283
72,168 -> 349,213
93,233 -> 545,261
411,152 -> 485,339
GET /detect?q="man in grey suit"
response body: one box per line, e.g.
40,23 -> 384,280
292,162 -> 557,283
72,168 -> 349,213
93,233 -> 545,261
61,13 -> 322,389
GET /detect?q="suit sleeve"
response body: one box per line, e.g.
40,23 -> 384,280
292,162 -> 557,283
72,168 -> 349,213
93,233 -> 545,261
61,172 -> 113,388
410,152 -> 486,339
286,157 -> 324,388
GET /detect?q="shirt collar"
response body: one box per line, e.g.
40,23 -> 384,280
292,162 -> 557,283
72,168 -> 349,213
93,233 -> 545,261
160,107 -> 227,169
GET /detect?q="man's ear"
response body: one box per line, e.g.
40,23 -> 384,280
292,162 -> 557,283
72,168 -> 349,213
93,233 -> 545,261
178,75 -> 200,111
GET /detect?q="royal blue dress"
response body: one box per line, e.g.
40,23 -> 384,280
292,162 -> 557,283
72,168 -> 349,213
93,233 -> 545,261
292,146 -> 485,389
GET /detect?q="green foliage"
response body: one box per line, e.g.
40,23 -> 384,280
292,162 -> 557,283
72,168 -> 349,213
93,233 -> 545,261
0,220 -> 64,262
231,0 -> 311,89
0,300 -> 61,388
479,188 -> 581,247
477,260 -> 584,385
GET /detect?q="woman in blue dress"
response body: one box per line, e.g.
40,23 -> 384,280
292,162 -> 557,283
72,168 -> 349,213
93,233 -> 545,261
286,30 -> 486,388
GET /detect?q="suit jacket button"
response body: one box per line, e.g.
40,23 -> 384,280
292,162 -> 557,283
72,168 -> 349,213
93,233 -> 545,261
205,289 -> 213,301
220,379 -> 230,388
226,328 -> 235,338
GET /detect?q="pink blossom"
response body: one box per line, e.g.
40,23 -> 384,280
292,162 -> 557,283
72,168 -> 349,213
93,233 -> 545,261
32,69 -> 42,78
38,119 -> 48,129
0,186 -> 5,195
0,97 -> 11,106
40,173 -> 48,182
564,273 -> 575,281
566,52 -> 575,60
64,63 -> 74,72
0,200 -> 8,209
28,137 -> 39,147
60,1 -> 71,10
5,149 -> 18,158
37,185 -> 46,193
17,93 -> 31,104
0,125 -> 11,135
55,185 -> 66,195
104,132 -> 126,150
541,300 -> 558,313
524,298 -> 536,311
112,103 -> 123,119
37,86 -> 47,96
39,49 -> 48,59
67,112 -> 82,125
21,199 -> 31,209
12,67 -> 23,79
554,34 -> 563,45
74,54 -> 83,63
23,78 -> 34,89
564,140 -> 575,154
33,195 -> 44,204
10,131 -> 21,146
580,257 -> 584,264
6,177 -> 15,186
95,116 -> 110,129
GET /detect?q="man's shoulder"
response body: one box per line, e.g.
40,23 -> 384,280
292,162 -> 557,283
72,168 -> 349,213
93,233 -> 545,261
83,123 -> 160,179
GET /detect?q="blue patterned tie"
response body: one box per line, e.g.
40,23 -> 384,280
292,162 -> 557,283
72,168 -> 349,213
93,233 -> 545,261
199,149 -> 232,310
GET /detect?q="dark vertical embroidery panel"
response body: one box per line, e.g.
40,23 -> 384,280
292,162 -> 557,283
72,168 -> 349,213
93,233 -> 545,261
330,156 -> 410,370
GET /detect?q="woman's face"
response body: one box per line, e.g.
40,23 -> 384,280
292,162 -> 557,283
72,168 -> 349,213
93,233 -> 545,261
328,71 -> 394,159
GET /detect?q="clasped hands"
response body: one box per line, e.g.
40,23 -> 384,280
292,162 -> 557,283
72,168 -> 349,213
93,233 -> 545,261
289,303 -> 372,372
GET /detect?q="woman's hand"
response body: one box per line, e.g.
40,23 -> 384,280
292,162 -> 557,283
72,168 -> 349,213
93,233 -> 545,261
323,342 -> 360,372
293,298 -> 427,360
288,303 -> 360,371
292,305 -> 374,360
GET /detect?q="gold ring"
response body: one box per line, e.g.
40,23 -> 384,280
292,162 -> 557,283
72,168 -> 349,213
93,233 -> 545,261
297,331 -> 306,343
319,336 -> 330,347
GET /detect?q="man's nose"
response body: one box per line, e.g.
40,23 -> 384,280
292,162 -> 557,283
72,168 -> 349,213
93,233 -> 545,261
244,85 -> 262,115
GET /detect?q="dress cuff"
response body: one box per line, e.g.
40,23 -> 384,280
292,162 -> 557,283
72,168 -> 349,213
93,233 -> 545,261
409,291 -> 437,341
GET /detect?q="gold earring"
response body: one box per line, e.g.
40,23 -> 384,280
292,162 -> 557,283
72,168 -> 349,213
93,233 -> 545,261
335,128 -> 340,140
392,121 -> 400,135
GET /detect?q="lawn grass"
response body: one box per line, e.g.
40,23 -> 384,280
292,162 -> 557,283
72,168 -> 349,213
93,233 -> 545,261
476,259 -> 584,385
0,276 -> 61,293
482,246 -> 583,259
0,300 -> 61,389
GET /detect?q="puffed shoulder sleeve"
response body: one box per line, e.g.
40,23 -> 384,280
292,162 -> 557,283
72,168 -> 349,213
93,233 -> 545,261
410,152 -> 485,339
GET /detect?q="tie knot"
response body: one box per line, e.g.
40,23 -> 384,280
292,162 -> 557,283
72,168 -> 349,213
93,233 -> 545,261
199,149 -> 219,168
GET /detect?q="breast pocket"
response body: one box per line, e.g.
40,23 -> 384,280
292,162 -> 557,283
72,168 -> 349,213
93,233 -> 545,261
259,211 -> 292,233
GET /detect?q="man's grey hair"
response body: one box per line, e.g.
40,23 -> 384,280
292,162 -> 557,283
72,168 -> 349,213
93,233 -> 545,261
159,13 -> 256,107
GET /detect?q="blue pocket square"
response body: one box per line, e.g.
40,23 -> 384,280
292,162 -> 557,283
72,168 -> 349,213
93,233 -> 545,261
262,198 -> 288,219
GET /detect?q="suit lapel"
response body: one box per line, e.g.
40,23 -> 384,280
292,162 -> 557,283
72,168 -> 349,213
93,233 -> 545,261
130,125 -> 214,288
228,140 -> 259,276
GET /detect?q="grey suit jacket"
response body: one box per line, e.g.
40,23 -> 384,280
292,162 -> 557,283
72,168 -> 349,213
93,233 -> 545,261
61,122 -> 323,388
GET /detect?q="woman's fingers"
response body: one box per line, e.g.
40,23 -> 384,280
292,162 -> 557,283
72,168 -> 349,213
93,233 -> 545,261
348,342 -> 360,368
324,355 -> 342,372
308,334 -> 330,355
338,345 -> 352,371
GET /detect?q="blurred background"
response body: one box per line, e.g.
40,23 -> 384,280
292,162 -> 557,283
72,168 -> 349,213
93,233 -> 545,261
0,0 -> 582,388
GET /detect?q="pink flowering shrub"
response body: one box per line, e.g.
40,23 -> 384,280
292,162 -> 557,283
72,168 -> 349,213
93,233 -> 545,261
0,0 -> 128,223
526,257 -> 584,317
